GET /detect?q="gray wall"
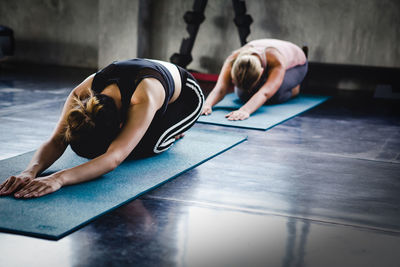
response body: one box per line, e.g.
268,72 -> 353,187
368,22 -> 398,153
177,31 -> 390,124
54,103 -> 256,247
149,0 -> 400,73
98,0 -> 139,69
0,0 -> 139,69
0,0 -> 399,71
0,0 -> 99,68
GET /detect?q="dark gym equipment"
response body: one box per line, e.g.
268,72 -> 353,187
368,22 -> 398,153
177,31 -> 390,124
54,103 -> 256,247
0,25 -> 14,59
170,0 -> 253,68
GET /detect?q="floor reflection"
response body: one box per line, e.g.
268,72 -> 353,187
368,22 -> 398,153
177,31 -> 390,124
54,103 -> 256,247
1,65 -> 400,266
282,218 -> 310,267
1,195 -> 400,266
68,199 -> 159,267
0,233 -> 74,267
174,205 -> 287,267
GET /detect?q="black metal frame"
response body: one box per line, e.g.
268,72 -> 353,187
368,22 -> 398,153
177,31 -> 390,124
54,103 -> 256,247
170,0 -> 253,68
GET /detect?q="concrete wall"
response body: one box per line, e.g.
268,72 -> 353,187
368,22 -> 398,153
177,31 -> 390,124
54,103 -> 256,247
0,0 -> 139,69
0,0 -> 99,68
0,0 -> 399,70
98,0 -> 139,69
149,0 -> 400,73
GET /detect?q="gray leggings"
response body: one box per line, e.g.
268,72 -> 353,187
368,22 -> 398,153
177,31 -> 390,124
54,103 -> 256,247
235,61 -> 308,104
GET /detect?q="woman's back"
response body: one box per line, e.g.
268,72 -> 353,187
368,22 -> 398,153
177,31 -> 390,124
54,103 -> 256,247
247,39 -> 306,69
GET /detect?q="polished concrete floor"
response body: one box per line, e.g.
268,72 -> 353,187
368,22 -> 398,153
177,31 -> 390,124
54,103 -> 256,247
0,64 -> 400,267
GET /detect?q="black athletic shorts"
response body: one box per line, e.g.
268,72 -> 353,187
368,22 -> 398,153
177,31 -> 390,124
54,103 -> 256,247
130,67 -> 204,158
269,61 -> 308,104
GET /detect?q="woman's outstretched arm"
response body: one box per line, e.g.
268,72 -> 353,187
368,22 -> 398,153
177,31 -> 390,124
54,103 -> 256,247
226,66 -> 285,120
202,50 -> 241,115
0,74 -> 95,196
10,78 -> 164,199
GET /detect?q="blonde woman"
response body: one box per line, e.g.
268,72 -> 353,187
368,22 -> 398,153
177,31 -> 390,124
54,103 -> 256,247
0,58 -> 204,198
202,39 -> 308,120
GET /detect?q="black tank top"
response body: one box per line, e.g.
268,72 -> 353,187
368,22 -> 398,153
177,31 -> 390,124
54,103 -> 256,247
91,58 -> 175,122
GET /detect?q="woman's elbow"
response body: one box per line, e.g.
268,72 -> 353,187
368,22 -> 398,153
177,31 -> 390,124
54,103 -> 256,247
260,90 -> 271,101
217,87 -> 228,96
106,151 -> 126,171
107,160 -> 119,172
108,156 -> 123,171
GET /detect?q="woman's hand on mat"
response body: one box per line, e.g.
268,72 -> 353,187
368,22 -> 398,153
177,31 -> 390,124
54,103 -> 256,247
13,175 -> 63,199
0,173 -> 35,196
201,104 -> 212,116
225,109 -> 250,121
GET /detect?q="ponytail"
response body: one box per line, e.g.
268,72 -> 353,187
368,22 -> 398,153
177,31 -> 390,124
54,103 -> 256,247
63,88 -> 120,159
64,89 -> 103,143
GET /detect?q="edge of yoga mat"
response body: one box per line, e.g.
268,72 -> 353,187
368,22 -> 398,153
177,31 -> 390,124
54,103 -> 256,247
197,94 -> 331,130
0,128 -> 247,240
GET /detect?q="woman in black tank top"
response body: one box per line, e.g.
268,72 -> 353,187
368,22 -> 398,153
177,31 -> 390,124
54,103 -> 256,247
0,59 -> 204,199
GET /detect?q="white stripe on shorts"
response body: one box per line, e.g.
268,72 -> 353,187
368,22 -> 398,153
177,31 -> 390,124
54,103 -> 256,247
153,78 -> 204,153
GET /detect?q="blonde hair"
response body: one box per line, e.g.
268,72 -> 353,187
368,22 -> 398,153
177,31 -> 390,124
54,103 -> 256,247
64,89 -> 103,143
231,50 -> 263,92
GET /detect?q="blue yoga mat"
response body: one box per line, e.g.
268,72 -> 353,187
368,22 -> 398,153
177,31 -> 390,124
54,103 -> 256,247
197,93 -> 330,130
0,128 -> 246,240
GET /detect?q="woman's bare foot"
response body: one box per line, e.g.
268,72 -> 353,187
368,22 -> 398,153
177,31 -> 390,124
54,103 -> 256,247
174,133 -> 185,140
291,85 -> 300,97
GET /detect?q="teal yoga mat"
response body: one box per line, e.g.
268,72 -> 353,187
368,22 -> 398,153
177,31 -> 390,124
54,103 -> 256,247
198,93 -> 330,130
0,128 -> 246,240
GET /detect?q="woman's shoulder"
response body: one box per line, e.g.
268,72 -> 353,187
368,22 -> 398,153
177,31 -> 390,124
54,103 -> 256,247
73,74 -> 96,98
265,48 -> 286,68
